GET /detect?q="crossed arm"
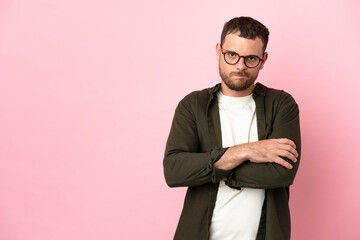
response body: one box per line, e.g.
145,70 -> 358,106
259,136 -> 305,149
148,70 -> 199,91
215,138 -> 298,170
163,92 -> 301,189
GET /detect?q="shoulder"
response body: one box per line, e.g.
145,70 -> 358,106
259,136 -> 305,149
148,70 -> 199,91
172,86 -> 217,122
255,82 -> 298,107
178,84 -> 219,108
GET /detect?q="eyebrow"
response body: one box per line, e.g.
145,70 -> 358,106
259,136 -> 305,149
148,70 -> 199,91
221,48 -> 238,53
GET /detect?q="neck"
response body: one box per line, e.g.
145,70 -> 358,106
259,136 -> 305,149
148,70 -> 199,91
220,82 -> 255,97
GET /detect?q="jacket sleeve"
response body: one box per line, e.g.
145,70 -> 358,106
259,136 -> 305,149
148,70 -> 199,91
227,92 -> 301,189
163,94 -> 231,188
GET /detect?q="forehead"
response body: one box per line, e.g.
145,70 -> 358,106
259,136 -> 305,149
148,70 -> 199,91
222,33 -> 264,55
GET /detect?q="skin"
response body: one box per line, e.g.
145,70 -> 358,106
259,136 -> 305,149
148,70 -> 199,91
214,33 -> 298,170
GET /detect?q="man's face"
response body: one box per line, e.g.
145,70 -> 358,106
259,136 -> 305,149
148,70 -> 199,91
216,33 -> 268,95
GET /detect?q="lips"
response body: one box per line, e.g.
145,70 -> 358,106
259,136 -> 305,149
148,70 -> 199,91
230,72 -> 248,78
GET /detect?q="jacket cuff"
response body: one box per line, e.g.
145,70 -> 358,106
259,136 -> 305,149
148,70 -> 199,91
209,148 -> 232,183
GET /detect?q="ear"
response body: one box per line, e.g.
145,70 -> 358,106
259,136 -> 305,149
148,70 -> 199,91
216,43 -> 221,61
260,52 -> 268,70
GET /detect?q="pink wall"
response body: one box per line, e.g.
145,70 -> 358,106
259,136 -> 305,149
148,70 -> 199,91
1,0 -> 360,239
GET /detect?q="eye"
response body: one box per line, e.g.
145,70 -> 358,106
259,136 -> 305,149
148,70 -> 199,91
246,55 -> 258,62
227,52 -> 238,58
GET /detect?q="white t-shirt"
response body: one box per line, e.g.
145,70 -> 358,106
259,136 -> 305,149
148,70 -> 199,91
209,91 -> 265,240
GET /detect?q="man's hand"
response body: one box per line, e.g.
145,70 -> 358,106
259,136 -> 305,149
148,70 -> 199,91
214,138 -> 298,170
245,138 -> 298,169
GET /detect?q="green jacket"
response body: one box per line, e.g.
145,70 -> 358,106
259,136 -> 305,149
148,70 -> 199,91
163,83 -> 301,240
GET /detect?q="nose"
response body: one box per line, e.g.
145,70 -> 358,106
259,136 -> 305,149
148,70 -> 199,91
235,57 -> 247,70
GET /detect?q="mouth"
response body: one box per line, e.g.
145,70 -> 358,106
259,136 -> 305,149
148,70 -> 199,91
232,74 -> 247,79
231,72 -> 248,78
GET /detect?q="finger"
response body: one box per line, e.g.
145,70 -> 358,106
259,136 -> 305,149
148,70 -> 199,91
273,156 -> 293,169
276,138 -> 296,149
277,144 -> 299,159
290,148 -> 299,159
277,150 -> 297,163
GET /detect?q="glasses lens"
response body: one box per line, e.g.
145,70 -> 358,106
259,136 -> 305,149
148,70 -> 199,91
244,56 -> 260,68
224,52 -> 239,65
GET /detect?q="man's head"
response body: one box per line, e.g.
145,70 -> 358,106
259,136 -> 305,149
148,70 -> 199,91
220,16 -> 269,52
216,17 -> 270,96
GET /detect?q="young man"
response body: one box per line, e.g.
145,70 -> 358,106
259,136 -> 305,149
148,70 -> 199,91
163,16 -> 301,240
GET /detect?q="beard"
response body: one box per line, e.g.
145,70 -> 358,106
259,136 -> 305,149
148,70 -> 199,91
219,66 -> 258,92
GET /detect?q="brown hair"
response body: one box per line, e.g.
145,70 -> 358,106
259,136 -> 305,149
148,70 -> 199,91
220,16 -> 270,51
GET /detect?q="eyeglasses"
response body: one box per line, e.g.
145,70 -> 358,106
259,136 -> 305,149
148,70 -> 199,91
221,49 -> 264,68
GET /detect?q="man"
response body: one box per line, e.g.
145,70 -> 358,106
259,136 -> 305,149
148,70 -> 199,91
163,16 -> 301,240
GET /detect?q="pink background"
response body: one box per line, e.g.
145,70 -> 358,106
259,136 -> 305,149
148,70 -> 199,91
1,0 -> 360,239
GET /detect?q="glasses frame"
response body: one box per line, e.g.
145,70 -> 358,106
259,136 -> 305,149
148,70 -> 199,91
221,47 -> 264,68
